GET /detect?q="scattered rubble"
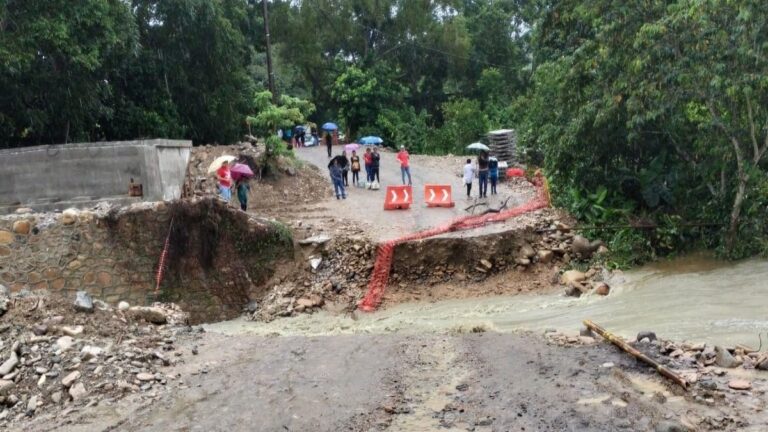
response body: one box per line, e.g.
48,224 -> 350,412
0,290 -> 194,428
547,324 -> 768,415
246,227 -> 375,322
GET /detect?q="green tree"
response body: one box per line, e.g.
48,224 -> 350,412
435,98 -> 489,154
330,65 -> 405,139
632,0 -> 768,252
0,0 -> 137,145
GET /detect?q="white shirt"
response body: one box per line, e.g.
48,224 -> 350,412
463,163 -> 475,184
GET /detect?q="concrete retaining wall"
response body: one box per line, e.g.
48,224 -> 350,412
0,139 -> 191,213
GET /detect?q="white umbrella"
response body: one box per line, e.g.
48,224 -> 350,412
207,155 -> 237,174
466,142 -> 490,151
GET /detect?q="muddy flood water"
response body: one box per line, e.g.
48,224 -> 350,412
207,256 -> 768,347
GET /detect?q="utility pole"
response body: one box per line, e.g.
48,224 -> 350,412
262,0 -> 277,104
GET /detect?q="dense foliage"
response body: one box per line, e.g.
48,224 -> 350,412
1,0 -> 260,146
1,0 -> 766,259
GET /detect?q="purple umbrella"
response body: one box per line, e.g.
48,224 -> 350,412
344,143 -> 360,153
230,163 -> 254,181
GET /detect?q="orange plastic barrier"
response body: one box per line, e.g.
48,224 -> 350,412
424,184 -> 454,208
507,168 -> 525,177
383,185 -> 413,210
359,174 -> 550,312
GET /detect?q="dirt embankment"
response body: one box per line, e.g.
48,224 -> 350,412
183,142 -> 331,214
104,198 -> 293,324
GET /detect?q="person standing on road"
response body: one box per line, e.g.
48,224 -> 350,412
216,160 -> 233,202
463,159 -> 475,198
340,150 -> 350,186
236,178 -> 250,211
327,151 -> 350,187
489,156 -> 499,195
329,159 -> 346,199
325,131 -> 333,158
396,146 -> 412,185
363,148 -> 373,185
310,125 -> 318,146
284,127 -> 294,150
371,147 -> 381,186
477,150 -> 489,198
350,150 -> 361,186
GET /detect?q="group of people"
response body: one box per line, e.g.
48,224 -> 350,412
280,125 -> 324,149
327,146 -> 394,199
463,150 -> 499,198
215,160 -> 250,211
327,145 -> 502,200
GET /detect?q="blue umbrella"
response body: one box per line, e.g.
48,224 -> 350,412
322,122 -> 338,131
359,136 -> 383,145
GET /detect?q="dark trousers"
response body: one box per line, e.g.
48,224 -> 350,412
342,170 -> 349,186
372,167 -> 380,182
327,143 -> 332,157
365,165 -> 372,182
465,183 -> 472,197
352,170 -> 360,184
332,177 -> 346,198
478,170 -> 489,197
490,175 -> 498,194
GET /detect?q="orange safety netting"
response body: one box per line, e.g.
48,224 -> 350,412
359,175 -> 551,311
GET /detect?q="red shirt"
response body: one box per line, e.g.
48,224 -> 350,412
364,153 -> 373,165
396,150 -> 410,167
217,166 -> 232,187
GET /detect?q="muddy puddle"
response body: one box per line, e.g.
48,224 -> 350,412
206,256 -> 768,347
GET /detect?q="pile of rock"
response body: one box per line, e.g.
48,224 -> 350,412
0,290 -> 193,427
634,332 -> 768,374
183,143 -> 264,197
543,328 -> 598,346
628,332 -> 768,406
246,231 -> 376,322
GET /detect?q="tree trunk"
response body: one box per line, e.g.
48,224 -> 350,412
726,174 -> 747,252
725,134 -> 747,252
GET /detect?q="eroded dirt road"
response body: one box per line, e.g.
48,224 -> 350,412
23,330 -> 741,432
293,146 -> 536,241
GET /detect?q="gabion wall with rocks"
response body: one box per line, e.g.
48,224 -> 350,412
0,199 -> 292,323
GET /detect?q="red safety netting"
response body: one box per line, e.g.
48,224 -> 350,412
358,176 -> 551,311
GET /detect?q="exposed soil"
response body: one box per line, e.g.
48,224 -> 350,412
20,328 -> 768,432
382,263 -> 561,306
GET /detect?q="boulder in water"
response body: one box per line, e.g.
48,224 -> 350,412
715,346 -> 742,368
561,270 -> 586,286
571,235 -> 604,259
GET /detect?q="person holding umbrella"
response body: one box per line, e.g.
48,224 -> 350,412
322,122 -> 338,157
329,159 -> 346,200
328,151 -> 350,186
216,160 -> 233,202
229,162 -> 254,211
477,150 -> 490,198
325,132 -> 333,158
236,179 -> 250,211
